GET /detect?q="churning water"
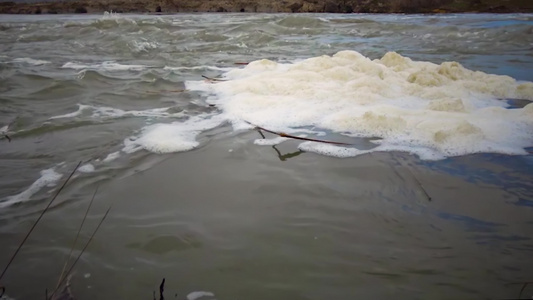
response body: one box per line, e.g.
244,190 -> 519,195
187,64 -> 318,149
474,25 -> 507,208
0,12 -> 532,300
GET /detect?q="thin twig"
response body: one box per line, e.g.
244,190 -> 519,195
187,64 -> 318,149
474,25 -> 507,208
257,128 -> 266,139
234,62 -> 249,65
390,155 -> 432,201
245,121 -> 352,146
201,75 -> 227,82
518,282 -> 533,299
256,129 -> 303,161
55,186 -> 100,289
404,166 -> 432,201
0,161 -> 82,282
48,204 -> 112,300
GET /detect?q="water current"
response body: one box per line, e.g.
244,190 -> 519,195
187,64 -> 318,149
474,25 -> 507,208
0,12 -> 532,299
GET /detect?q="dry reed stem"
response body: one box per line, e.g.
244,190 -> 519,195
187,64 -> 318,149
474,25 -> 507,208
0,161 -> 82,283
55,186 -> 99,289
48,204 -> 112,300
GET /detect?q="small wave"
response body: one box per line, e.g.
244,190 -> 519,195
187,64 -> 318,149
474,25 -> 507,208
275,15 -> 326,29
0,168 -> 62,208
129,40 -> 159,53
62,61 -> 147,71
49,104 -> 185,120
163,65 -> 234,72
102,151 -> 121,162
12,57 -> 51,66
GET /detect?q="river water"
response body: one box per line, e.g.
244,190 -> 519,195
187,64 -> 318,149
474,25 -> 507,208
0,12 -> 533,299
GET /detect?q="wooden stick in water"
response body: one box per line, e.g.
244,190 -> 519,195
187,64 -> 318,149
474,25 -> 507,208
245,120 -> 352,146
201,75 -> 227,82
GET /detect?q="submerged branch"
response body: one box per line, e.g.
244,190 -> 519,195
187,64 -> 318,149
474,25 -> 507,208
404,166 -> 432,201
245,120 -> 352,146
390,155 -> 432,202
0,161 -> 82,283
201,75 -> 227,82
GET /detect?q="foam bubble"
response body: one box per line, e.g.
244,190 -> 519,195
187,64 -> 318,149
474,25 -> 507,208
0,168 -> 62,208
187,50 -> 533,160
78,164 -> 95,173
186,291 -> 215,300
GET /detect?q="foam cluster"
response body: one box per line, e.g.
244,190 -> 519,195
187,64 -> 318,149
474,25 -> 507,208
189,50 -> 533,159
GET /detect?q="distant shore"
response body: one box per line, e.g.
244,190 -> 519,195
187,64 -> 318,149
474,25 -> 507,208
1,0 -> 533,14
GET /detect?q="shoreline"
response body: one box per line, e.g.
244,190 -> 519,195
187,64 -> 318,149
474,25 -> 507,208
1,0 -> 533,15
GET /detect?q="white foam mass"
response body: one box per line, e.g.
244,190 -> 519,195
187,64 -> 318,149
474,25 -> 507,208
123,114 -> 225,154
187,50 -> 533,159
0,168 -> 62,208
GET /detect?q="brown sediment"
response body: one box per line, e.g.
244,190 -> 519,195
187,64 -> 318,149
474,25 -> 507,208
0,0 -> 532,14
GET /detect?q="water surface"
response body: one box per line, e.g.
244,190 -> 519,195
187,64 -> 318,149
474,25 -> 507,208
0,12 -> 532,300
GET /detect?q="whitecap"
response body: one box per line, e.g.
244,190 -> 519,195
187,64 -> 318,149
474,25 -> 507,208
78,164 -> 95,173
123,114 -> 226,154
49,104 -> 184,120
103,151 -> 121,162
164,65 -> 234,72
61,61 -> 147,71
0,168 -> 62,208
12,57 -> 51,66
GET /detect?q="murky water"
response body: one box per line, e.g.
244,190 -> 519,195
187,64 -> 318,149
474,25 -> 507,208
0,12 -> 532,300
